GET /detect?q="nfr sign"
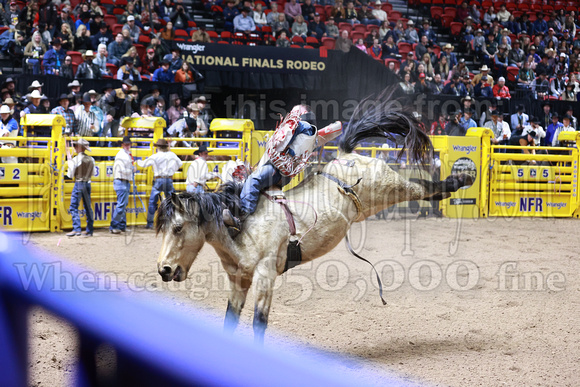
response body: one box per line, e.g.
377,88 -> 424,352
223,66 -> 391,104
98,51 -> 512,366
0,206 -> 13,225
520,197 -> 543,212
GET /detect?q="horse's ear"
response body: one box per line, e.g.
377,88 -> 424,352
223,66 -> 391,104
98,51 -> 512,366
170,192 -> 183,210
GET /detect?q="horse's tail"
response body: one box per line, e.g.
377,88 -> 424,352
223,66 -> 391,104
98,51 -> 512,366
338,88 -> 433,167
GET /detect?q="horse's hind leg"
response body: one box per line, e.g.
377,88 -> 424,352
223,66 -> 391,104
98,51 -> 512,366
409,174 -> 474,201
251,256 -> 278,345
224,274 -> 251,334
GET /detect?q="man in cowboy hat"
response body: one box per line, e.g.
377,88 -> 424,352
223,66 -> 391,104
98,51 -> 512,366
510,104 -> 529,136
0,104 -> 18,164
3,78 -> 21,100
186,144 -> 220,193
21,90 -> 42,117
68,80 -> 83,99
43,37 -> 66,75
75,93 -> 98,137
167,117 -> 197,142
116,56 -> 142,82
51,94 -> 77,135
195,96 -> 212,129
66,138 -> 96,237
137,138 -> 183,229
3,97 -> 19,121
110,136 -> 135,234
404,19 -> 419,44
76,50 -> 101,79
441,43 -> 458,68
152,59 -> 175,83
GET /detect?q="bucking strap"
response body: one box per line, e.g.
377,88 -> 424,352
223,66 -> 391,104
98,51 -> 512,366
262,192 -> 296,235
317,171 -> 365,221
345,233 -> 387,306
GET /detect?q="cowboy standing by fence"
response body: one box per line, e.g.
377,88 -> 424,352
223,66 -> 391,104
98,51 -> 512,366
137,138 -> 183,229
66,138 -> 96,237
110,136 -> 134,234
186,144 -> 220,194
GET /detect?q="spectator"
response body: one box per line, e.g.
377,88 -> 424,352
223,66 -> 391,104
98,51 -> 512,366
117,57 -> 142,82
450,58 -> 469,80
325,17 -> 339,39
358,4 -> 378,26
547,13 -> 562,34
508,105 -> 528,136
517,14 -> 533,35
460,108 -> 477,132
89,13 -> 105,36
51,94 -> 77,135
482,33 -> 498,66
93,44 -> 110,76
142,47 -> 158,75
92,22 -> 114,48
420,20 -> 436,44
532,71 -> 550,99
382,35 -> 398,58
159,0 -> 174,22
331,0 -> 346,22
223,0 -> 240,31
415,73 -> 431,93
463,74 -> 474,96
267,3 -> 280,26
285,0 -> 302,23
371,1 -> 387,24
123,15 -> 140,43
533,12 -> 548,35
59,56 -> 74,79
492,76 -> 511,99
485,110 -> 510,145
536,54 -> 553,77
545,113 -> 563,146
76,11 -> 92,30
496,4 -> 511,26
430,113 -> 447,135
404,20 -> 419,44
170,3 -> 190,30
163,47 -> 183,74
43,38 -> 66,75
254,3 -> 268,27
522,116 -> 546,146
552,114 -> 574,147
152,60 -> 175,82
74,50 -> 100,79
273,13 -> 289,37
415,35 -> 428,60
175,61 -> 194,83
483,6 -> 497,25
189,105 -> 208,137
442,74 -> 468,96
441,43 -> 458,68
508,40 -> 525,68
107,34 -> 127,66
292,15 -> 308,38
302,0 -> 316,22
335,30 -> 352,52
167,94 -> 186,125
517,60 -> 535,89
308,13 -> 326,38
378,20 -> 390,41
74,24 -> 94,53
160,21 -> 176,41
550,71 -> 566,98
24,31 -> 46,75
355,38 -> 367,53
368,39 -> 382,59
554,52 -> 569,74
562,83 -> 577,102
399,72 -> 414,94
276,31 -> 291,47
565,106 -> 577,130
430,73 -> 444,95
191,25 -> 211,43
494,44 -> 509,78
344,1 -> 359,25
445,110 -> 464,136
392,20 -> 405,43
435,55 -> 450,79
148,37 -> 168,62
56,23 -> 75,51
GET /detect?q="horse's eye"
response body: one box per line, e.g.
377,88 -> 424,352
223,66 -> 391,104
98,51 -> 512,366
173,224 -> 183,234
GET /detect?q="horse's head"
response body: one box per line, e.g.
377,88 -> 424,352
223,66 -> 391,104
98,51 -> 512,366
155,192 -> 222,282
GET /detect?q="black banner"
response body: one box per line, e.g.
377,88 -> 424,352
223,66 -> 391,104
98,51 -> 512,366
177,42 -> 327,75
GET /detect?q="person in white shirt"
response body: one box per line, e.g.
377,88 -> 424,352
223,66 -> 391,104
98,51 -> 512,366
75,93 -> 98,137
137,138 -> 183,228
552,114 -> 575,147
65,138 -> 96,237
371,1 -> 387,22
186,144 -> 219,193
510,105 -> 529,135
167,117 -> 197,147
485,110 -> 511,147
521,116 -> 546,146
110,136 -> 134,234
221,159 -> 245,183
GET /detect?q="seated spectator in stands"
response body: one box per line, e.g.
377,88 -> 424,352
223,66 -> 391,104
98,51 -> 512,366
430,113 -> 447,135
463,74 -> 474,96
107,34 -> 127,66
160,21 -> 176,41
399,72 -> 414,94
442,74 -> 467,96
386,61 -> 399,75
471,65 -> 493,87
494,44 -> 509,78
496,4 -> 510,27
56,23 -> 75,51
292,15 -> 308,38
460,108 -> 477,132
302,0 -> 316,22
368,39 -> 382,59
273,13 -> 289,37
508,40 -> 525,68
60,56 -> 74,79
267,3 -> 281,27
562,82 -> 577,102
164,47 -> 183,74
93,44 -> 110,76
545,113 -> 563,146
441,44 -> 458,68
483,6 -> 497,25
547,13 -> 562,34
122,46 -> 143,70
533,12 -> 548,35
276,31 -> 291,47
355,38 -> 367,53
552,114 -> 575,147
404,20 -> 419,44
331,0 -> 346,23
189,105 -> 208,137
92,22 -> 114,49
51,94 -> 77,135
152,60 -> 175,83
532,71 -> 550,99
550,71 -> 566,98
285,0 -> 302,23
175,61 -> 194,83
522,116 -> 545,146
89,13 -> 104,36
344,1 -> 359,25
21,90 -> 42,117
564,15 -> 576,36
76,11 -> 92,31
74,25 -> 93,53
482,33 -> 498,67
450,58 -> 469,81
159,0 -> 174,22
414,73 -> 431,94
492,76 -> 511,99
371,1 -> 387,24
430,73 -> 444,94
420,20 -> 436,44
435,55 -> 450,80
117,57 -> 142,82
122,15 -> 140,43
564,106 -> 578,130
381,35 -> 398,58
378,20 -> 391,41
485,110 -> 510,146
322,17 -> 339,39
516,14 -> 532,35
75,50 -> 101,79
43,38 -> 66,75
191,25 -> 211,43
223,0 -> 239,31
445,110 -> 465,136
402,51 -> 417,72
415,35 -> 428,60
365,29 -> 380,47
509,105 -> 529,136
309,13 -> 326,39
253,3 -> 268,27
143,48 -> 158,74
335,30 -> 353,52
167,94 -> 186,125
357,4 -> 377,26
24,31 -> 46,75
555,52 -> 569,74
170,4 -> 190,30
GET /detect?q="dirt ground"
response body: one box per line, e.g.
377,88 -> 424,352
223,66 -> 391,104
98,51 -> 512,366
22,215 -> 580,387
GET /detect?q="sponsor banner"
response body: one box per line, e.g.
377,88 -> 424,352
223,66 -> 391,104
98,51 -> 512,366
489,195 -> 572,217
177,42 -> 327,74
59,197 -> 148,230
0,199 -> 50,232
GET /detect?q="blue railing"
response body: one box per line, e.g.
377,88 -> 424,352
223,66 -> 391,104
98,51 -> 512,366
0,233 -> 409,387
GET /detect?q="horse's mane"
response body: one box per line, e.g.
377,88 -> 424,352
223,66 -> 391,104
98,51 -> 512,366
338,88 -> 433,167
155,182 -> 243,235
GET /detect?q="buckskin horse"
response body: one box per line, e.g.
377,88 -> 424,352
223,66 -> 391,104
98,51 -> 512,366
155,94 -> 473,344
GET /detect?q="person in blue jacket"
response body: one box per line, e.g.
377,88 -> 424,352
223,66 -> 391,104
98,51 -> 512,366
43,38 -> 66,75
152,60 -> 175,82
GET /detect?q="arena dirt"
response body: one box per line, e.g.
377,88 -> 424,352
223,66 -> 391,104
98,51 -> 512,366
24,216 -> 580,386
